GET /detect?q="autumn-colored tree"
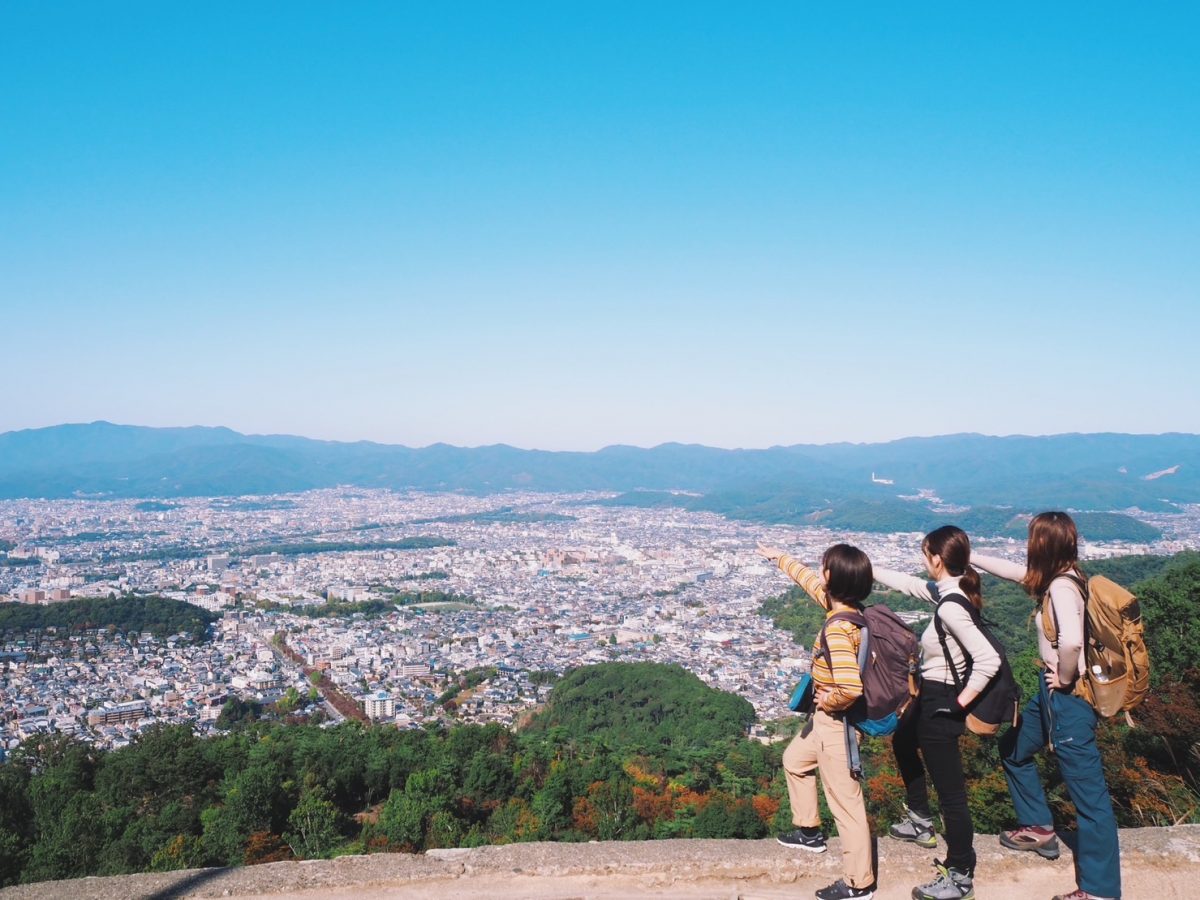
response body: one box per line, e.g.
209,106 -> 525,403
243,831 -> 293,865
751,794 -> 780,826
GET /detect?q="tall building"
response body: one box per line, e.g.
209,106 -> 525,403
364,691 -> 395,721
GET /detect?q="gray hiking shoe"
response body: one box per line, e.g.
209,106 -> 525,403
889,806 -> 937,849
911,860 -> 975,900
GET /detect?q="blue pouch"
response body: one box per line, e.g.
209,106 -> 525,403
854,712 -> 899,737
788,674 -> 814,712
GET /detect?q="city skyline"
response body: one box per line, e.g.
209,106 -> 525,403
5,483 -> 1193,756
4,4 -> 1198,449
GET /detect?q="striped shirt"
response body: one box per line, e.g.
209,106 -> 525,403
778,554 -> 864,712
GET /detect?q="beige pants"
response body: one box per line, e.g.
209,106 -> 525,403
782,709 -> 874,889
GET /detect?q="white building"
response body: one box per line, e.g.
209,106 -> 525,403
364,691 -> 395,721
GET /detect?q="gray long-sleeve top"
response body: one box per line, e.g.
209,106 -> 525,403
970,553 -> 1085,685
873,568 -> 1001,694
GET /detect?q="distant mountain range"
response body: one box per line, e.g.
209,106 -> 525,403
1,423 -> 1195,539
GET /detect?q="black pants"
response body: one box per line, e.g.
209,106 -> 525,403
892,679 -> 976,872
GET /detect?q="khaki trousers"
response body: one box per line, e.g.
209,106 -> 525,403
782,709 -> 874,889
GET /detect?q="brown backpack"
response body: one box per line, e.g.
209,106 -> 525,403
1041,572 -> 1151,722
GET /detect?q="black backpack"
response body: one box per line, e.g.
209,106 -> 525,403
932,591 -> 1021,736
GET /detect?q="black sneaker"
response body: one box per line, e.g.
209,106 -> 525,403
776,827 -> 827,853
815,878 -> 876,900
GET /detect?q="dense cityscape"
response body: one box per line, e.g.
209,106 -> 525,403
3,489 -> 1195,754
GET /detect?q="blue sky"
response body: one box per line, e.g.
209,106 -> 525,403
2,3 -> 1197,449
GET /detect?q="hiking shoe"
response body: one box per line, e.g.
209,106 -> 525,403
889,806 -> 937,849
776,827 -> 827,853
1050,892 -> 1115,900
911,860 -> 975,900
999,825 -> 1060,859
815,878 -> 876,900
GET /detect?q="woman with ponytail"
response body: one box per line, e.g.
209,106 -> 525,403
869,525 -> 999,900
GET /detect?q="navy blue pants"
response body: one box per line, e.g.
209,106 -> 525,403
1000,680 -> 1121,898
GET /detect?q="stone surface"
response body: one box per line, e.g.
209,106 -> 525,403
2,827 -> 1198,900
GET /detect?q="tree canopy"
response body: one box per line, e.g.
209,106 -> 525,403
0,596 -> 217,643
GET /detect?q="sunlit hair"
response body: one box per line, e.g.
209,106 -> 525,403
1021,511 -> 1080,597
922,524 -> 983,610
821,543 -> 874,605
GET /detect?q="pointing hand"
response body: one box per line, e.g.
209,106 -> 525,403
757,543 -> 784,562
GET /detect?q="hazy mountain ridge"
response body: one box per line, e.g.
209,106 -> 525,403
0,424 -> 1195,536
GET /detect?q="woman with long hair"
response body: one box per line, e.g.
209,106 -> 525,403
871,525 -> 998,900
970,511 -> 1120,900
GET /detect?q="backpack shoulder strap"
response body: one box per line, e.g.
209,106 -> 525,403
933,591 -> 973,691
1061,570 -> 1089,599
827,609 -> 868,629
1041,571 -> 1088,649
819,610 -> 868,675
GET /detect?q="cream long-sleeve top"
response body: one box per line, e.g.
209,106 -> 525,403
872,568 -> 1001,695
969,553 -> 1085,685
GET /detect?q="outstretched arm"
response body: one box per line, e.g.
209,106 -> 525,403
757,544 -> 832,612
873,566 -> 936,604
969,553 -> 1027,583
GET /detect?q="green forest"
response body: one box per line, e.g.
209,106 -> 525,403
0,596 -> 218,643
0,554 -> 1197,887
108,536 -> 454,564
603,490 -> 1162,542
257,590 -> 474,619
237,537 -> 455,558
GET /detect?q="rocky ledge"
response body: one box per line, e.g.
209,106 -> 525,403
2,826 -> 1198,900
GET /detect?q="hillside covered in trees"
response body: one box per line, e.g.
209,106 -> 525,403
525,663 -> 756,755
2,425 -> 1197,529
606,491 -> 1163,541
0,553 -> 1196,887
0,595 -> 218,643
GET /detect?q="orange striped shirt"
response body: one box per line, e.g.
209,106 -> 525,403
778,554 -> 864,711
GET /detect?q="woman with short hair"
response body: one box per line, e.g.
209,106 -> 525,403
759,541 -> 878,900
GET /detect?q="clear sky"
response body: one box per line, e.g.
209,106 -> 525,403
2,3 -> 1197,450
